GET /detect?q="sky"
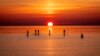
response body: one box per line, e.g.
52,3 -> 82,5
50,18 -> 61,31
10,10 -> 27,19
0,0 -> 100,25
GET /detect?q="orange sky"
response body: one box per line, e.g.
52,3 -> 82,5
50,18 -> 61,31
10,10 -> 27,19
0,0 -> 100,25
1,0 -> 100,14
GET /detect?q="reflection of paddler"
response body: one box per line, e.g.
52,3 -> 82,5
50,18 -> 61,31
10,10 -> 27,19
27,30 -> 29,37
37,29 -> 40,36
81,33 -> 84,39
34,29 -> 37,36
34,29 -> 40,36
63,29 -> 65,36
49,30 -> 51,36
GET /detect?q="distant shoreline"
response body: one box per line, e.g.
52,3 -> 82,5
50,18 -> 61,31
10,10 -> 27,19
0,25 -> 100,26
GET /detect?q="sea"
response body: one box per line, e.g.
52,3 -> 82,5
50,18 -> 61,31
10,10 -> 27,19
0,26 -> 100,56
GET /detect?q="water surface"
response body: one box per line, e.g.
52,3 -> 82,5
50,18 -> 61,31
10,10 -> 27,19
0,26 -> 100,56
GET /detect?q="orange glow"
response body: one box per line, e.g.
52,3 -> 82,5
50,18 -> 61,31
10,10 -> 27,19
48,22 -> 53,26
1,0 -> 99,15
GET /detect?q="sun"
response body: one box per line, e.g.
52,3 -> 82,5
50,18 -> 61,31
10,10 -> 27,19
48,22 -> 53,26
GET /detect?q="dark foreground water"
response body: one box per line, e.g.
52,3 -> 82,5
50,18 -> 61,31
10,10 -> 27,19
0,26 -> 100,56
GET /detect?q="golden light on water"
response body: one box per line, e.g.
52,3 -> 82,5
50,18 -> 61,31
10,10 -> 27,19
48,21 -> 53,33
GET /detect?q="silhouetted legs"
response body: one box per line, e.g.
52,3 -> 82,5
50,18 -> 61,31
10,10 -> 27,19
34,29 -> 37,36
81,33 -> 84,39
63,29 -> 66,36
49,30 -> 51,36
37,29 -> 40,36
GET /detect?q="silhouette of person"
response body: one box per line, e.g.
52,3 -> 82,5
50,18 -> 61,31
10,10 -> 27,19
37,29 -> 40,36
35,29 -> 37,36
27,30 -> 29,37
49,30 -> 51,36
81,33 -> 84,39
63,29 -> 66,36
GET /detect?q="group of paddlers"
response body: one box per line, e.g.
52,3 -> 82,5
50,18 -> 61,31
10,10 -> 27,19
26,29 -> 84,39
27,29 -> 40,37
34,29 -> 40,36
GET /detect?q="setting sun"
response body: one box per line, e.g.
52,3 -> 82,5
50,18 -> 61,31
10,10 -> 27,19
48,22 -> 53,26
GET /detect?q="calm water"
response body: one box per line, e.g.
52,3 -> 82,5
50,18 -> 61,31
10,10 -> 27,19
0,26 -> 100,56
